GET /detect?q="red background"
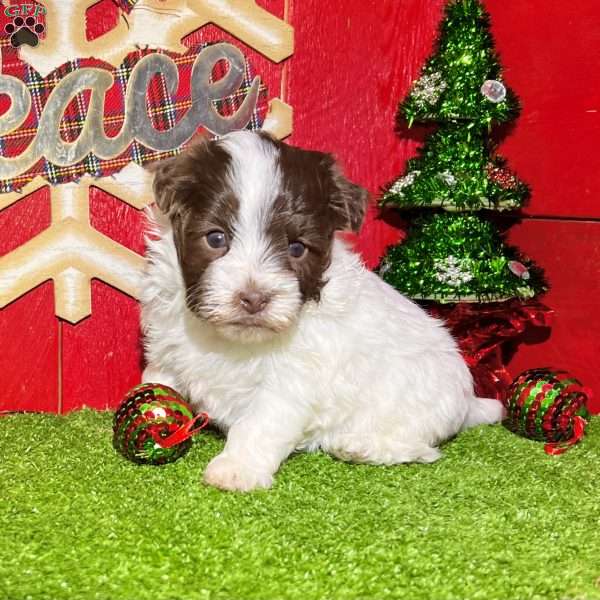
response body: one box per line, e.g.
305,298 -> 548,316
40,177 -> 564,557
1,0 -> 598,413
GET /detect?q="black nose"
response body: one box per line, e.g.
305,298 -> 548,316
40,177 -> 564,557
238,290 -> 270,314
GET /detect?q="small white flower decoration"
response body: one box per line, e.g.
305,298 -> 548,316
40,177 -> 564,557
437,170 -> 457,186
412,72 -> 447,106
434,255 -> 473,287
389,170 -> 420,197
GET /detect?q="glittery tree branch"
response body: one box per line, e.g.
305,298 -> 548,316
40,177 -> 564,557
400,0 -> 519,126
377,213 -> 546,303
381,123 -> 530,211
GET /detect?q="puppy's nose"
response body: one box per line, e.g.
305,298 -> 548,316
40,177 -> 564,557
238,290 -> 270,314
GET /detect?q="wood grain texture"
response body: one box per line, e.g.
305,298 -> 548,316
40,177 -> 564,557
0,282 -> 60,412
60,280 -> 144,412
59,0 -> 288,412
287,0 -> 600,414
0,188 -> 59,412
486,0 -> 600,219
506,218 -> 600,413
287,0 -> 447,268
59,187 -> 146,412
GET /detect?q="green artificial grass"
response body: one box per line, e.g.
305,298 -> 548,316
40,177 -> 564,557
1,411 -> 599,600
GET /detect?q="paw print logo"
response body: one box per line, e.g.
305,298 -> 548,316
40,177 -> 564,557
4,15 -> 45,48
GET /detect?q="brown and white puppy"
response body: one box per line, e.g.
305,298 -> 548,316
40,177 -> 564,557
147,131 -> 365,344
141,130 -> 502,492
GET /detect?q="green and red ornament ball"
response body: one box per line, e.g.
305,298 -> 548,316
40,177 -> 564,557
503,368 -> 591,455
113,383 -> 209,465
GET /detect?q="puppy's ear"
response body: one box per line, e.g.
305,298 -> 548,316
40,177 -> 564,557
146,135 -> 214,217
147,155 -> 181,217
323,156 -> 369,233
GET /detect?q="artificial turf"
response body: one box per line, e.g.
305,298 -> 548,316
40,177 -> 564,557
1,410 -> 599,600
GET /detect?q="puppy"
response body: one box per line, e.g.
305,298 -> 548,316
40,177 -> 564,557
140,130 -> 503,492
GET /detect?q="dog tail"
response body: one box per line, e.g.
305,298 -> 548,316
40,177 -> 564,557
461,397 -> 505,431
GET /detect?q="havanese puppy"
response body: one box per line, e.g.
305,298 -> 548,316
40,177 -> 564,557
140,130 -> 503,492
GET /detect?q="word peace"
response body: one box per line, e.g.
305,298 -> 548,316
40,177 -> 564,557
0,43 -> 260,179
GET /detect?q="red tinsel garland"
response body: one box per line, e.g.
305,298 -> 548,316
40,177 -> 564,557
424,299 -> 554,401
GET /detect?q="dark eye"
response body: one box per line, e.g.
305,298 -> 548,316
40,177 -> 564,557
288,241 -> 306,259
205,230 -> 227,249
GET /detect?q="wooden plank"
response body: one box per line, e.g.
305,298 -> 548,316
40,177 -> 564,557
60,280 -> 144,412
60,0 -> 288,411
0,283 -> 59,413
60,187 -> 146,412
0,188 -> 59,412
506,218 -> 600,414
287,0 -> 447,268
487,0 -> 600,219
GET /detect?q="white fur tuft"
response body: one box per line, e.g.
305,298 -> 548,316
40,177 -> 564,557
462,397 -> 506,431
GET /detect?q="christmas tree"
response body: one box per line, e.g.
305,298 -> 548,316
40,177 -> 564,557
378,0 -> 546,303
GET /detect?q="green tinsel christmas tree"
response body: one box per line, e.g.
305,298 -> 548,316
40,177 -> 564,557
378,0 -> 546,303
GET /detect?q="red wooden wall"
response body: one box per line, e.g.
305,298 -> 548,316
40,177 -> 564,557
1,0 -> 598,413
287,0 -> 600,413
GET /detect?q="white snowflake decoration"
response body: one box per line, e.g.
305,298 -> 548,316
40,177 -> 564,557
389,170 -> 420,197
412,72 -> 447,106
434,256 -> 474,287
437,170 -> 457,187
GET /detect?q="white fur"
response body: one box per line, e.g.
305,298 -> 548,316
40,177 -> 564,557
191,133 -> 301,344
140,133 -> 503,492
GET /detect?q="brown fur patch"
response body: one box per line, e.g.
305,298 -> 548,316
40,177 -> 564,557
261,133 -> 369,301
151,140 -> 238,310
151,133 -> 369,312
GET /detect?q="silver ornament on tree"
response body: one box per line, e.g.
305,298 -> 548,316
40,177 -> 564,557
508,260 -> 530,280
480,80 -> 507,104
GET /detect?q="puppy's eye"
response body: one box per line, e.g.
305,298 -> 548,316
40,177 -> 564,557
205,230 -> 227,249
288,241 -> 306,259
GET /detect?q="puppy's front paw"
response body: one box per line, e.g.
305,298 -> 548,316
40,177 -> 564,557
203,454 -> 273,492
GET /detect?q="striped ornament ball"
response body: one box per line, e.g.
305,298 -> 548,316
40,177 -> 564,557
503,368 -> 590,455
113,383 -> 208,465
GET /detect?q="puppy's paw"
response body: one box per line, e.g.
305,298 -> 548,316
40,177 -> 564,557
203,454 -> 273,492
